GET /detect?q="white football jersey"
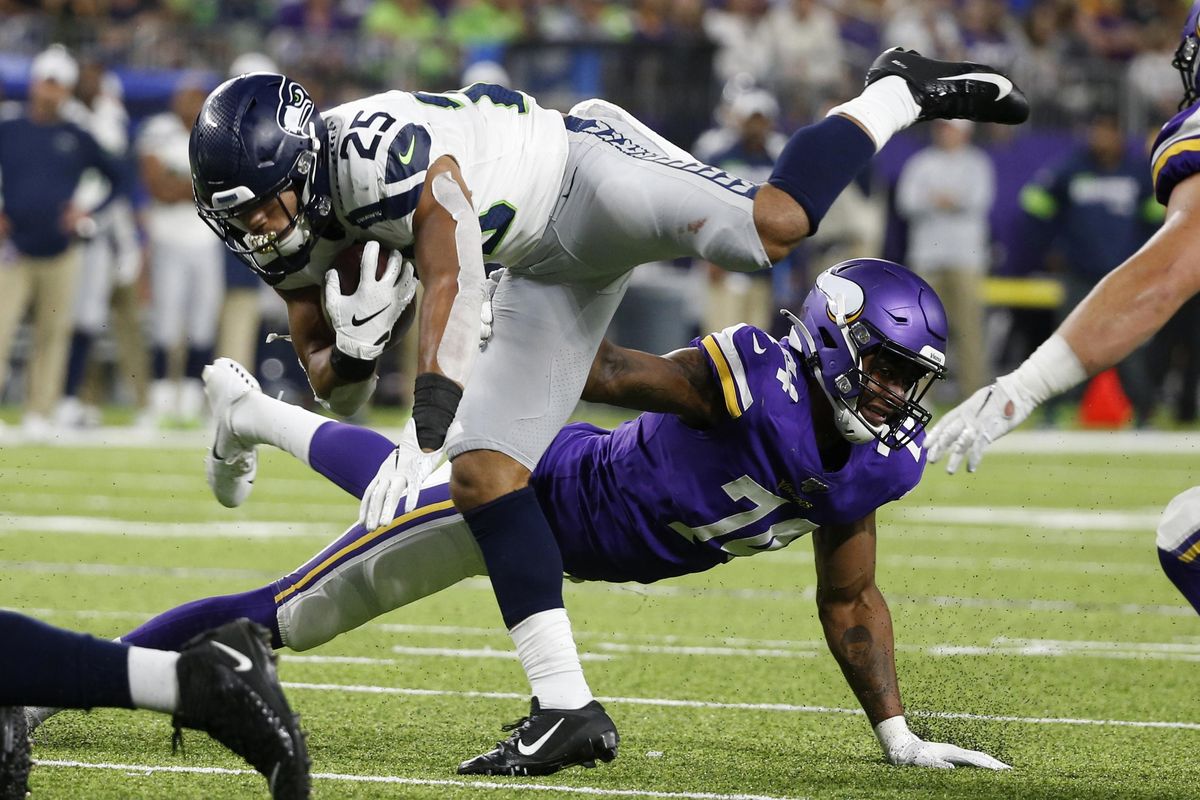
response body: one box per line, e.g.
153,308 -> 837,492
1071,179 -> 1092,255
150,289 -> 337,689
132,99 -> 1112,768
275,84 -> 568,291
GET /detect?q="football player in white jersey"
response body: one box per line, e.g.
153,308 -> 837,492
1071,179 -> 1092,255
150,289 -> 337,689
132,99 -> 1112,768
190,50 -> 1028,772
925,3 -> 1200,618
140,73 -> 226,426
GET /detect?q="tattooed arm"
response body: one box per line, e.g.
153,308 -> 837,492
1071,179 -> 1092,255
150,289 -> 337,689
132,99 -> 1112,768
581,338 -> 723,429
812,512 -> 904,725
813,514 -> 1011,768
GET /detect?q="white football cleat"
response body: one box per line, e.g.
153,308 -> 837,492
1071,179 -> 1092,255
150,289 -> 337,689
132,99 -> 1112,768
203,358 -> 260,508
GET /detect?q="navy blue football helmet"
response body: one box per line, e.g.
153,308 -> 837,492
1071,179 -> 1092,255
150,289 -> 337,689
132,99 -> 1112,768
189,72 -> 333,283
1173,2 -> 1200,110
784,259 -> 948,449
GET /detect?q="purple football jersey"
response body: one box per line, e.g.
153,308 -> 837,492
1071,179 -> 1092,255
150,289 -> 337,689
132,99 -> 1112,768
1152,101 -> 1200,205
531,324 -> 926,584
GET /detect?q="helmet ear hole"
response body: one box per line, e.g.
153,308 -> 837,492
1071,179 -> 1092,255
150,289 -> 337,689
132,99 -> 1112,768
818,326 -> 838,349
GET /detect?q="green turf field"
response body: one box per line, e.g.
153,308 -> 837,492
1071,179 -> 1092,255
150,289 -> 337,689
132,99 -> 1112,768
1,422 -> 1197,799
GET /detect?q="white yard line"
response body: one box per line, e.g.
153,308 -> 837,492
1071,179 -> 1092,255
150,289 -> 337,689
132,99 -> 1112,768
891,505 -> 1163,531
0,515 -> 335,539
280,681 -> 1200,731
0,560 -> 276,581
32,760 -> 803,800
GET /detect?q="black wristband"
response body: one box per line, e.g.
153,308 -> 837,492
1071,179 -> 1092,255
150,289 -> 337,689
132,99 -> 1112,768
329,348 -> 378,383
412,372 -> 463,451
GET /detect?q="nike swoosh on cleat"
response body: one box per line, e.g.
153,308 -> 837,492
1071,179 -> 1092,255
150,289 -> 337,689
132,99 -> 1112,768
516,718 -> 565,756
351,306 -> 390,326
212,641 -> 254,672
939,72 -> 1013,101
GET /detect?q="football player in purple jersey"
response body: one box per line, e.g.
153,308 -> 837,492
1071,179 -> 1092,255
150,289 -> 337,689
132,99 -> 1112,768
926,2 -> 1200,616
106,259 -> 1008,774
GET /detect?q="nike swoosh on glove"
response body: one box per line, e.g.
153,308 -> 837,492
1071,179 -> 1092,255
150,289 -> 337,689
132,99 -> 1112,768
359,418 -> 444,530
324,241 -> 416,361
924,373 -> 1036,474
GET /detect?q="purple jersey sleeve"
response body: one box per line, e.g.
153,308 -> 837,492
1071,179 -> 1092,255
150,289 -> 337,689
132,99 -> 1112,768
1151,102 -> 1200,205
533,325 -> 926,585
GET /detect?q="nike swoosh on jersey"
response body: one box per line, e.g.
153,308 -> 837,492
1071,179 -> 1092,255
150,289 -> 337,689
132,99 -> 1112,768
516,718 -> 565,756
939,72 -> 1013,101
212,641 -> 254,673
396,136 -> 416,165
351,306 -> 390,326
751,335 -> 766,355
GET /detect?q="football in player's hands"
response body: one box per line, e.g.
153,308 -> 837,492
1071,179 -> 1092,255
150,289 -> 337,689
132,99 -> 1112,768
330,241 -> 391,296
324,241 -> 418,349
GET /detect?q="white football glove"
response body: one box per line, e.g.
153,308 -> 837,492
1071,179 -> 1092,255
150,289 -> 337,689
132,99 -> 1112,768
876,717 -> 1010,770
323,241 -> 417,361
924,374 -> 1038,474
886,736 -> 1011,770
358,418 -> 444,531
479,268 -> 504,350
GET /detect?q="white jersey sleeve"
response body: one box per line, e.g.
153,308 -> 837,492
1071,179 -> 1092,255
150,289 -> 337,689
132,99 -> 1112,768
324,85 -> 568,267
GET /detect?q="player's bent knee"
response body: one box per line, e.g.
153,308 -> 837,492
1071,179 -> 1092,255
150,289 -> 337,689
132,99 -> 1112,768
450,449 -> 532,511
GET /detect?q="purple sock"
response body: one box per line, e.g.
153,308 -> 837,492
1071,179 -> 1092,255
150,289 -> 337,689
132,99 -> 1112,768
1159,548 -> 1200,615
122,585 -> 283,650
309,421 -> 397,498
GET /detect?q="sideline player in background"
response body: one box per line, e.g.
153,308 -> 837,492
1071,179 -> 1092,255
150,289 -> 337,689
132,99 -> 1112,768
122,261 -> 1008,774
140,72 -> 225,427
0,616 -> 308,799
925,3 -> 1200,615
190,49 -> 1029,764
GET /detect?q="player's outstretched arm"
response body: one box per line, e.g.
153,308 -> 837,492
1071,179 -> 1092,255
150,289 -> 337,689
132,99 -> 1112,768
582,339 -> 724,429
927,173 -> 1200,474
813,515 -> 1009,769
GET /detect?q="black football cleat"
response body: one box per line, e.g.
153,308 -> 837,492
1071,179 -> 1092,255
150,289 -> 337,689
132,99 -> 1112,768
0,707 -> 30,800
866,47 -> 1029,125
172,620 -> 310,800
457,698 -> 619,777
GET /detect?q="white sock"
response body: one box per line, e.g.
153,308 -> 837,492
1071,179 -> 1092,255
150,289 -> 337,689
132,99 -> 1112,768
231,391 -> 326,466
826,75 -> 921,151
510,608 -> 593,710
127,646 -> 181,714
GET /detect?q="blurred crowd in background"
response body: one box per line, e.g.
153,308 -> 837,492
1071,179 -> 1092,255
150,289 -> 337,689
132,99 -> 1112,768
0,0 -> 1195,436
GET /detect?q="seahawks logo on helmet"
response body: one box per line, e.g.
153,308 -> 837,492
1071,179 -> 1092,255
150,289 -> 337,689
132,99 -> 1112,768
277,80 -> 314,137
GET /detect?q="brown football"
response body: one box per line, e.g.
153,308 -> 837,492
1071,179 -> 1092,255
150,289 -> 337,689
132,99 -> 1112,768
326,242 -> 417,348
330,241 -> 390,296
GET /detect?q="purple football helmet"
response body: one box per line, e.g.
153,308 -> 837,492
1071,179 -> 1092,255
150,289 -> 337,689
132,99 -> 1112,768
785,259 -> 948,449
1173,2 -> 1200,110
190,73 -> 333,284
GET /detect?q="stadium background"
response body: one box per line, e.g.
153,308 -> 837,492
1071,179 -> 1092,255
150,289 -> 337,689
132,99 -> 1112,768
2,2 -> 1199,799
0,0 -> 1196,426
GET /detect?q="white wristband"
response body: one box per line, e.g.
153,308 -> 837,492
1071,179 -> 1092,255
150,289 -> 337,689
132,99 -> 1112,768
874,715 -> 918,757
1008,333 -> 1087,406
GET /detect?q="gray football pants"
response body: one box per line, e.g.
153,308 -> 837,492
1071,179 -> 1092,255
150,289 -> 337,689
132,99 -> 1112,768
445,105 -> 771,468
